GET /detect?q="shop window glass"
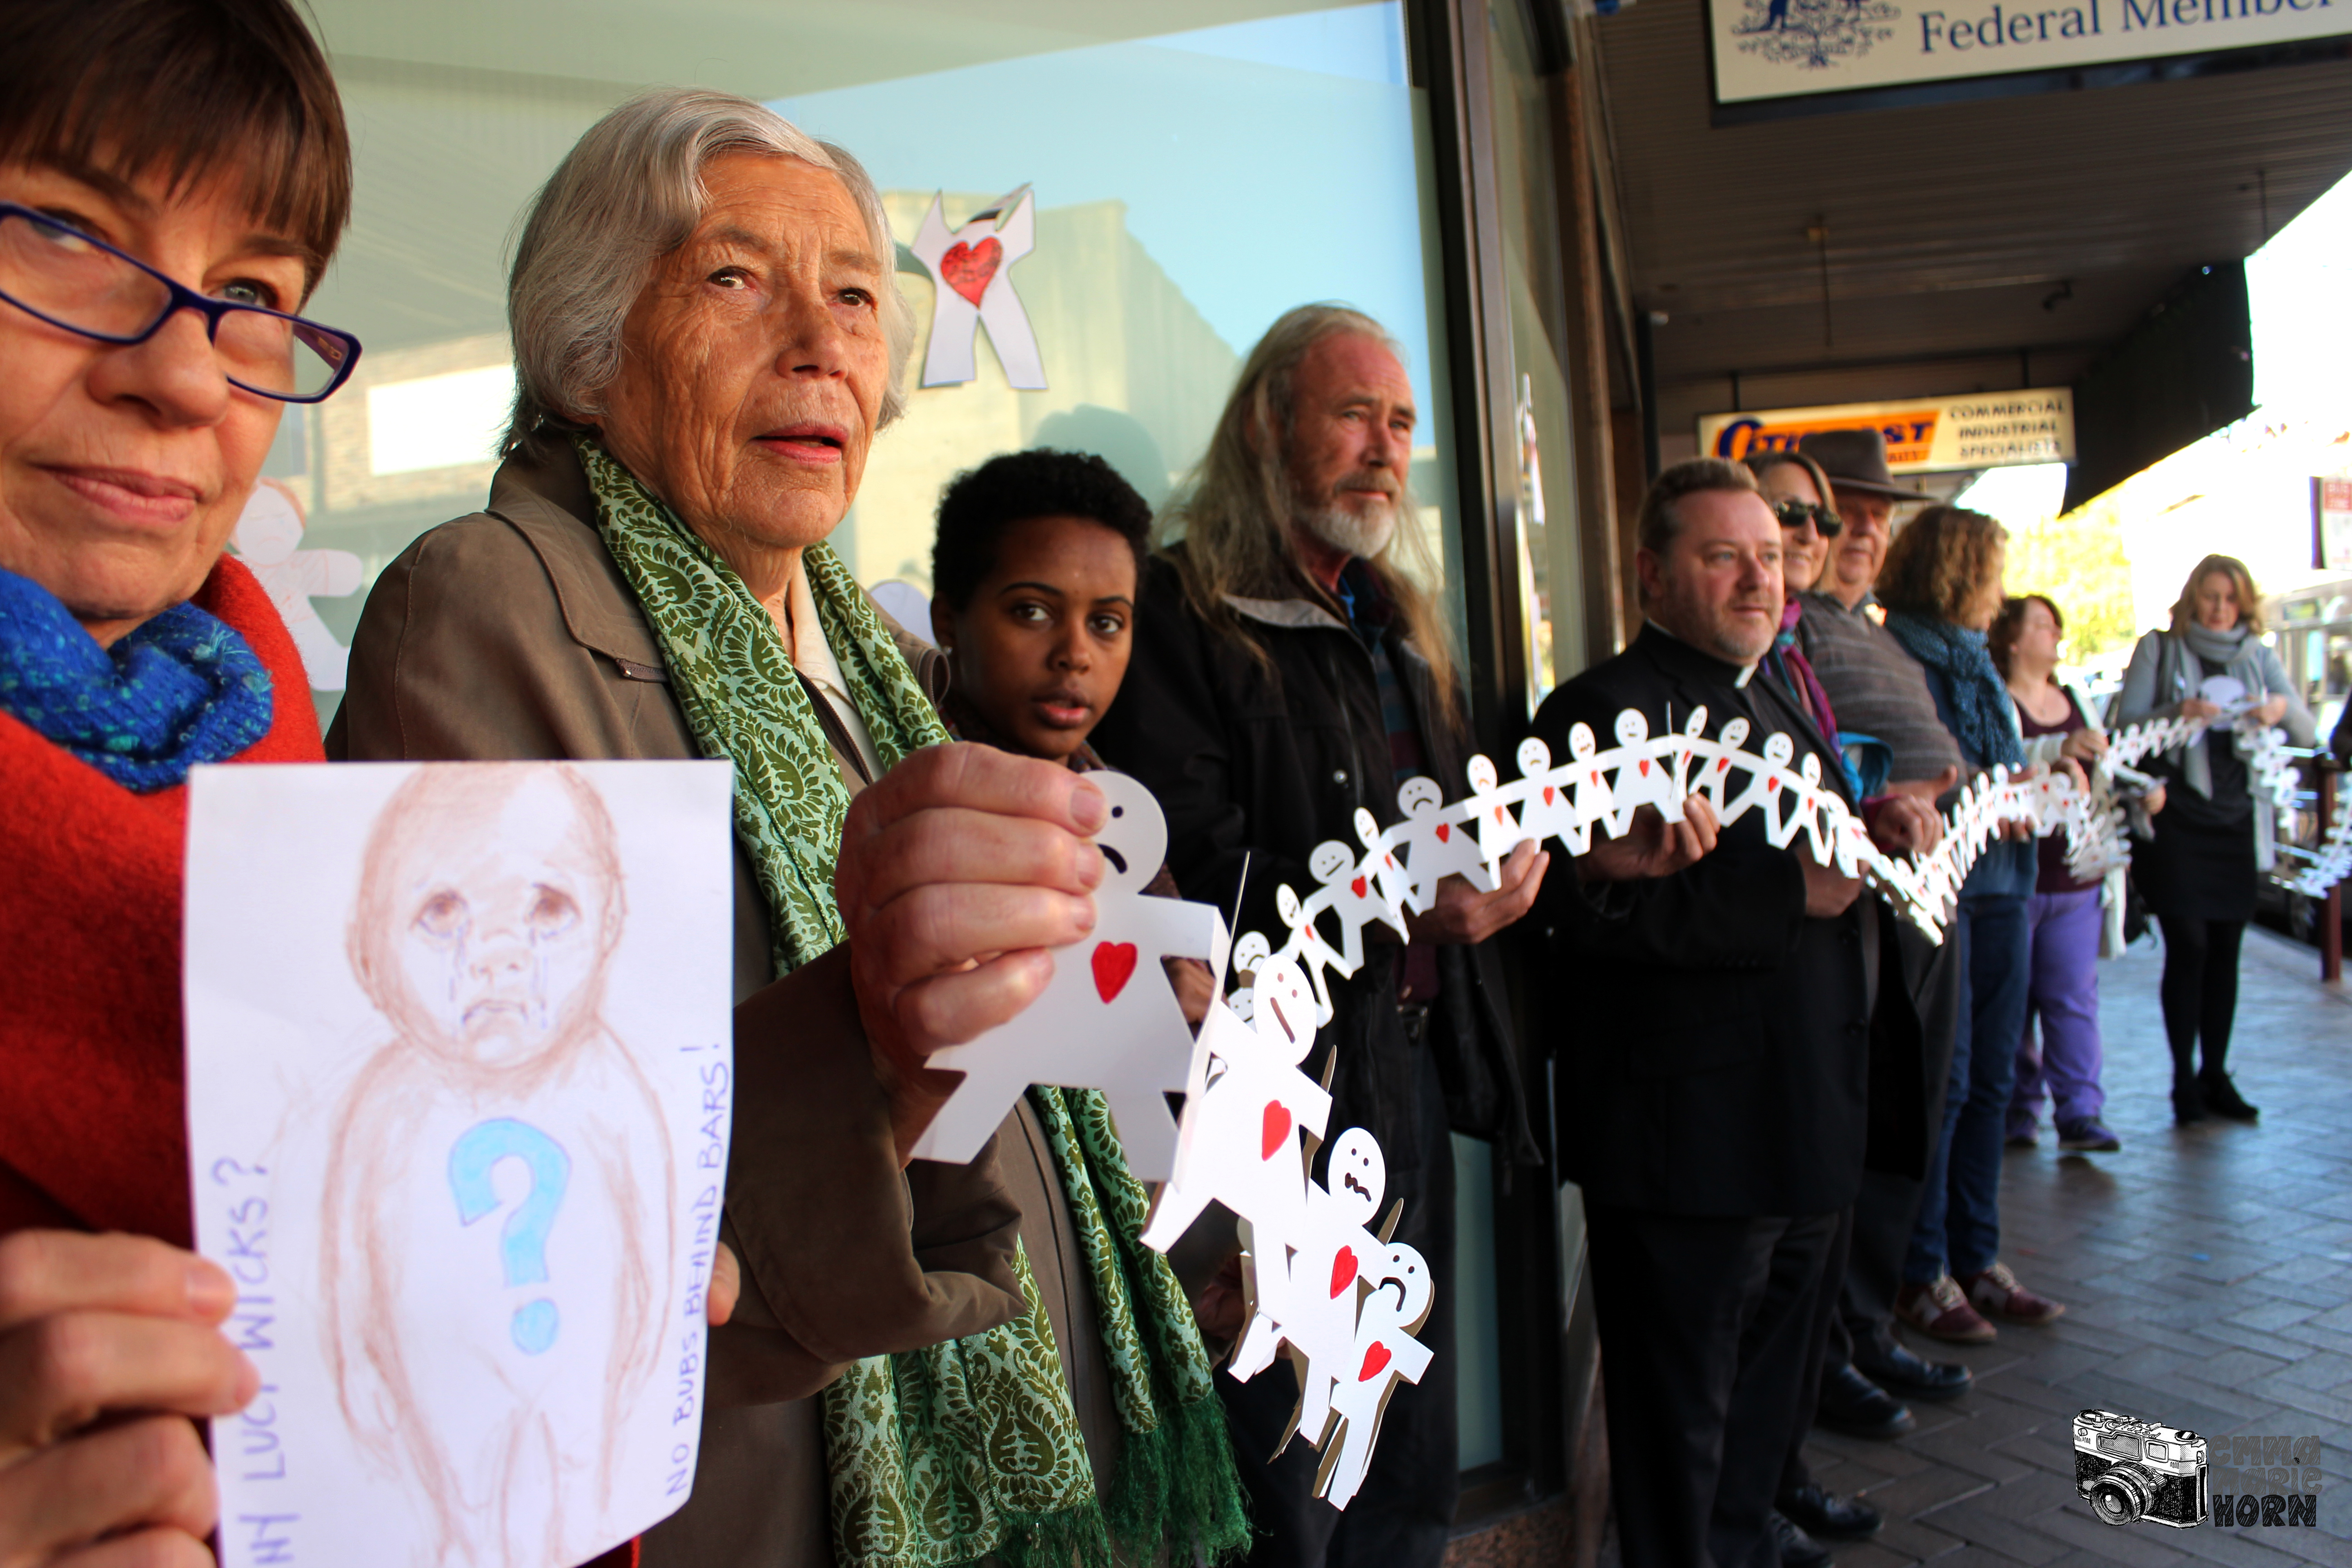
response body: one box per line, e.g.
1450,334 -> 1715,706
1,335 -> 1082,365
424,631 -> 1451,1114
292,0 -> 1462,733
1486,0 -> 1584,703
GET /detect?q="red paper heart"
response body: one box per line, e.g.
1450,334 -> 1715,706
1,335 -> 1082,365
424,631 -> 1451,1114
1261,1102 -> 1293,1159
1543,786 -> 1555,805
1717,758 -> 1730,771
1359,1343 -> 1392,1381
1330,1247 -> 1358,1298
938,236 -> 1002,305
1351,876 -> 1367,898
1766,778 -> 1781,794
1091,941 -> 1137,1002
1435,823 -> 1450,842
1590,772 -> 1600,787
1639,759 -> 1651,776
1494,806 -> 1509,823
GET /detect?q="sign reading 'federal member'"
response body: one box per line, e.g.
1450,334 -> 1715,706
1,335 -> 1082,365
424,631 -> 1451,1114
1709,0 -> 2352,105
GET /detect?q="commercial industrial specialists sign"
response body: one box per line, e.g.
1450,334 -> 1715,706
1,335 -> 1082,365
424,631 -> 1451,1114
1697,389 -> 2076,472
1708,0 -> 2352,106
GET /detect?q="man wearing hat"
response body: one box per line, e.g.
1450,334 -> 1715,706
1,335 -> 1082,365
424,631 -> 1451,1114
1776,429 -> 1978,1480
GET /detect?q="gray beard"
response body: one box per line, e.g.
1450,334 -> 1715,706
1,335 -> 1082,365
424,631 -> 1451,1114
1299,500 -> 1396,562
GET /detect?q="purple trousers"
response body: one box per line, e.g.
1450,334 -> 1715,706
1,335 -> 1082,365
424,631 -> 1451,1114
2009,887 -> 2105,1133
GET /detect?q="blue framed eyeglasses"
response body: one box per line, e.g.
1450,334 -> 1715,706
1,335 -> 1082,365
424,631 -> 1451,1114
0,201 -> 362,403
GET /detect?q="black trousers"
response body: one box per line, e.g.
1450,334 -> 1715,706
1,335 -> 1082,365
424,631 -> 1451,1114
1220,1046 -> 1460,1568
1589,1206 -> 1842,1568
2156,912 -> 2247,1077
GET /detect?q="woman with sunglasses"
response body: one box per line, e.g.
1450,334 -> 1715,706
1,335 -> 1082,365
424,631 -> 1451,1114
1745,451 -> 1862,784
0,4 -> 367,1562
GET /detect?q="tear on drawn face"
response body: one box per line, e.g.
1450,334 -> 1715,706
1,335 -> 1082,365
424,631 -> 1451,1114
353,765 -> 624,1072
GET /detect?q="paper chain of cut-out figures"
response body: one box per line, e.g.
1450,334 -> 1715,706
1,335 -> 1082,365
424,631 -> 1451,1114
902,707 -> 2345,1509
1234,700 -> 2340,995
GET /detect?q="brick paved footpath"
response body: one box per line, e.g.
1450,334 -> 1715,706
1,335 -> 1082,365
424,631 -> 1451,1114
1794,923 -> 2352,1568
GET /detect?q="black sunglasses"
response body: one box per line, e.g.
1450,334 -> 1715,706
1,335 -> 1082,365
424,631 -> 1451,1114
1771,497 -> 1842,538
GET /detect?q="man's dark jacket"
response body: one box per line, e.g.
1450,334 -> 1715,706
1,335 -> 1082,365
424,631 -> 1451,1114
1090,549 -> 1539,1170
1530,624 -> 1872,1216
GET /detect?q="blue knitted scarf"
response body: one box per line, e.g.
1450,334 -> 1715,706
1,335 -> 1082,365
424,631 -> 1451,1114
1882,610 -> 2022,770
0,563 -> 272,792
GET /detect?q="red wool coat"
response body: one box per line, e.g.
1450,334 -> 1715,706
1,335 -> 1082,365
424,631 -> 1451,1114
0,559 -> 640,1568
0,557 -> 322,1242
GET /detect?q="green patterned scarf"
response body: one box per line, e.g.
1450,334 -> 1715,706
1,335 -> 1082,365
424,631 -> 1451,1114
577,439 -> 1245,1567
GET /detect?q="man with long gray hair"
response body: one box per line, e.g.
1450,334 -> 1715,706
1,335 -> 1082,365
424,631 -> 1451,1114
1091,304 -> 1545,1567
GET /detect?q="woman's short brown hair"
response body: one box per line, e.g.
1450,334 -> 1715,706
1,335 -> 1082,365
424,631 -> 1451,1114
1988,593 -> 2063,679
1742,448 -> 1839,518
1876,505 -> 2008,626
2168,553 -> 2265,636
0,0 -> 350,290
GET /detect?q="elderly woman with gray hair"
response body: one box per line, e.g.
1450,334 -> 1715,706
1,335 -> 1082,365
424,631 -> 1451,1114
333,90 -> 1244,1567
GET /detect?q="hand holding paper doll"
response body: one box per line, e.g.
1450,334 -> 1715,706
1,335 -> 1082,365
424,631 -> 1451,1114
1574,796 -> 1720,883
834,744 -> 1110,1160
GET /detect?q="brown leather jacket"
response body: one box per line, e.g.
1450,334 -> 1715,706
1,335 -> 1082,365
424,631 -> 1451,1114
328,440 -> 1028,1565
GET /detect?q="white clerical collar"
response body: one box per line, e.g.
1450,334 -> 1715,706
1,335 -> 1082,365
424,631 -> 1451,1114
1647,619 -> 1760,687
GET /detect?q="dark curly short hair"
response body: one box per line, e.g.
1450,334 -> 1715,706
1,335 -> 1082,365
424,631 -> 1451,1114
930,448 -> 1153,611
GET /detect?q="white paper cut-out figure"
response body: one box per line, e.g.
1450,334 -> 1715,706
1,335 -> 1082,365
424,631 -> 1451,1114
1143,951 -> 1333,1254
1601,710 -> 1681,834
233,478 -> 361,691
1691,715 -> 1750,815
1238,1128 -> 1388,1442
1389,776 -> 1486,911
1563,722 -> 1620,841
1313,1240 -> 1436,1509
1300,840 -> 1405,977
1512,737 -> 1587,856
1275,881 -> 1349,1025
1352,808 -> 1414,926
1462,755 -> 1531,884
1753,735 -> 1815,850
1226,931 -> 1274,1022
323,765 -> 673,1568
917,774 -> 1220,1181
909,186 -> 1045,390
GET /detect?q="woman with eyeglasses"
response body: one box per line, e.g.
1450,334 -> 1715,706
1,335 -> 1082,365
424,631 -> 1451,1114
0,3 -> 368,1561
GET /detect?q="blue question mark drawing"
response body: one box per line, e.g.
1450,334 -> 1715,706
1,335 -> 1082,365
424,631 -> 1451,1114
448,1119 -> 571,1355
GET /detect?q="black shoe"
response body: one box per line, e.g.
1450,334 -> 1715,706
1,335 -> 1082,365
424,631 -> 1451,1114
2200,1070 -> 2259,1121
1814,1362 -> 1916,1440
1769,1509 -> 1833,1568
1854,1341 -> 1972,1401
1778,1481 -> 1883,1540
2173,1081 -> 2207,1125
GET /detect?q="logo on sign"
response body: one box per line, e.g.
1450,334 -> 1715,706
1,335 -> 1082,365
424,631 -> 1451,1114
1734,0 -> 1903,66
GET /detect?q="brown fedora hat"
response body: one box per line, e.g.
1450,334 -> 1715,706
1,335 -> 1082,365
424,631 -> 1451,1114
1798,428 -> 1929,500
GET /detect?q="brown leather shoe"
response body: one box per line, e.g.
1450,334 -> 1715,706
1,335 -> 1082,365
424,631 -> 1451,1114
1959,1261 -> 2066,1326
1894,1275 -> 1997,1343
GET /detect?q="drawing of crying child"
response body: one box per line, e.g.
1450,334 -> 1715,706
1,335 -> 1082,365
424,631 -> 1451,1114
322,764 -> 673,1568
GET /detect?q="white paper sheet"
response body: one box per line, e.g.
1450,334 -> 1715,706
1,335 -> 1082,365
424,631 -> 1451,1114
185,760 -> 736,1568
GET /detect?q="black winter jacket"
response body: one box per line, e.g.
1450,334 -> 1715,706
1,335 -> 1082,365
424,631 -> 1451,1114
1089,550 -> 1539,1176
